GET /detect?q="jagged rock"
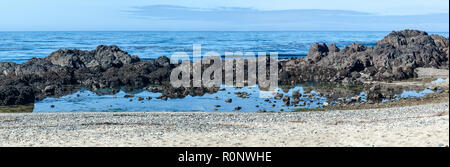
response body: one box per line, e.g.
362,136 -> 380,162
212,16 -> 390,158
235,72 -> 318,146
282,30 -> 449,84
46,45 -> 140,71
274,93 -> 284,100
292,91 -> 301,99
282,96 -> 291,106
0,84 -> 35,106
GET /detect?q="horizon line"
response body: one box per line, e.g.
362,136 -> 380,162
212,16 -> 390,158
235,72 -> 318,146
0,30 -> 448,33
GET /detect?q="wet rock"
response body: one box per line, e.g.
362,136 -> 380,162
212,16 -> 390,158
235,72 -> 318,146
0,84 -> 35,106
274,93 -> 284,100
156,56 -> 170,67
46,45 -> 140,71
157,95 -> 168,101
366,85 -> 384,103
292,91 -> 301,99
350,96 -> 362,103
235,91 -> 250,98
282,30 -> 449,84
282,96 -> 291,106
124,94 -> 135,98
44,85 -> 56,93
225,99 -> 232,103
234,106 -> 242,111
291,98 -> 300,106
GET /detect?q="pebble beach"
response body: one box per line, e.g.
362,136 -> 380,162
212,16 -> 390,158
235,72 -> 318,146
0,102 -> 448,147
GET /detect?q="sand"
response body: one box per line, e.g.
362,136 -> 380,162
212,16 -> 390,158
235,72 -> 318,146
0,102 -> 448,147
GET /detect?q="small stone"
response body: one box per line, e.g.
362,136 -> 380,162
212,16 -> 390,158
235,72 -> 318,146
282,96 -> 291,106
234,106 -> 242,111
292,91 -> 301,99
274,93 -> 283,100
350,96 -> 362,102
160,96 -> 168,101
50,105 -> 55,108
225,99 -> 232,103
44,85 -> 55,93
124,94 -> 135,98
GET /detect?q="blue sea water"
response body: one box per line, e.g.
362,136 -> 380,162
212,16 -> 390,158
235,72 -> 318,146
1,31 -> 447,63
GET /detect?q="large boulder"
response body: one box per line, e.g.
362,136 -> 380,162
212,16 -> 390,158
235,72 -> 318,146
286,29 -> 449,83
0,78 -> 35,106
46,45 -> 140,71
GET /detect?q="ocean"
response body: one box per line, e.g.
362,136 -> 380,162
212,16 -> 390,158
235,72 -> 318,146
1,31 -> 448,63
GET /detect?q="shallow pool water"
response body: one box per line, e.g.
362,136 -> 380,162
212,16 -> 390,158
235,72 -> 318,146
33,85 -> 326,113
33,85 -> 436,113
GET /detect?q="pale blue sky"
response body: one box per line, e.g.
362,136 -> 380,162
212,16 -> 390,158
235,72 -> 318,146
0,0 -> 448,31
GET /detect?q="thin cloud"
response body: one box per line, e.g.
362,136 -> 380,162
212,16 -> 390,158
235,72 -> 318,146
124,5 -> 449,31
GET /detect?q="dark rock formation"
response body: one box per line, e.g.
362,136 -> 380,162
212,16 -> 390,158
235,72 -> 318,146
46,45 -> 140,71
0,45 -> 173,106
282,30 -> 449,84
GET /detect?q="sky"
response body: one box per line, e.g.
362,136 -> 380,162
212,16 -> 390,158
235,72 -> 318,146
0,0 -> 448,31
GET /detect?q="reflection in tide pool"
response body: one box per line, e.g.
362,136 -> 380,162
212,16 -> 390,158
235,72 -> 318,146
399,88 -> 434,99
33,85 -> 437,113
381,87 -> 435,103
33,86 -> 327,113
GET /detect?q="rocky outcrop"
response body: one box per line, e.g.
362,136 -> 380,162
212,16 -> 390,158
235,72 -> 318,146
0,45 -> 173,106
282,30 -> 449,84
45,45 -> 140,71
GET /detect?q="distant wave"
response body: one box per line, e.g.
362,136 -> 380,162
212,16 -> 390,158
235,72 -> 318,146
1,31 -> 447,63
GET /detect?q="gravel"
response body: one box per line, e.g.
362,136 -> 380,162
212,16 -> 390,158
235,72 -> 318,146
0,103 -> 448,147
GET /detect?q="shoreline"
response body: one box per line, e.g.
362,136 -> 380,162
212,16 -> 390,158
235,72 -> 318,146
1,102 -> 448,147
2,30 -> 448,107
